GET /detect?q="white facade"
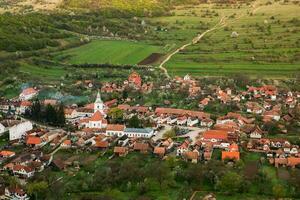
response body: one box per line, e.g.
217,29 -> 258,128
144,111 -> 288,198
94,91 -> 105,114
9,121 -> 33,141
0,123 -> 5,136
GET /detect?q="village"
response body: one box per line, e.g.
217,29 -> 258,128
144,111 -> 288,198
0,71 -> 300,199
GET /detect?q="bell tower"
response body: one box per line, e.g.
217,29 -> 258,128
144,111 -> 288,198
94,91 -> 104,114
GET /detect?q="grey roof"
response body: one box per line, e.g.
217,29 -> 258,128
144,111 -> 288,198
124,128 -> 153,134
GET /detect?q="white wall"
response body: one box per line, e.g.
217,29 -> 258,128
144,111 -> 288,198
9,121 -> 33,141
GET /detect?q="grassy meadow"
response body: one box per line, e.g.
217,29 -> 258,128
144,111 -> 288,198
57,40 -> 164,65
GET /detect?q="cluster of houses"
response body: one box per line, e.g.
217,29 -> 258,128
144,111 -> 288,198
1,74 -> 300,199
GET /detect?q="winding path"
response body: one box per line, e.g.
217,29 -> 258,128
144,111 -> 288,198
158,16 -> 227,78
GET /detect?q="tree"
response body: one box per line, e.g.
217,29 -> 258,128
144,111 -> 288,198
127,115 -> 142,128
27,181 -> 48,200
148,161 -> 172,190
163,129 -> 176,138
44,104 -> 56,124
108,107 -> 124,123
216,172 -> 243,195
56,104 -> 66,127
272,184 -> 286,199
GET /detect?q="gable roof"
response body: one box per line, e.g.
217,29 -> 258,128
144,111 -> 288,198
203,130 -> 228,140
90,111 -> 104,121
154,147 -> 166,155
114,146 -> 127,154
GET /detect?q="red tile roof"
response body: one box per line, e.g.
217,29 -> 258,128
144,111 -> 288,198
20,101 -> 32,107
154,147 -> 166,155
90,111 -> 104,121
106,124 -> 125,131
26,136 -> 42,145
203,130 -> 228,140
0,150 -> 15,157
155,107 -> 209,119
222,151 -> 240,161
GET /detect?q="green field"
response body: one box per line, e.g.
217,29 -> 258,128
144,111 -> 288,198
160,1 -> 300,77
57,40 -> 163,65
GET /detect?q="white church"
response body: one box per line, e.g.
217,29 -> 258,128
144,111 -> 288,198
79,91 -> 108,129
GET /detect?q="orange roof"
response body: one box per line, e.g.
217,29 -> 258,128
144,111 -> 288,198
106,124 -> 125,131
154,147 -> 166,155
20,101 -> 32,107
155,107 -> 210,119
114,146 -> 127,154
26,136 -> 42,145
84,103 -> 94,110
0,150 -> 15,157
222,151 -> 240,161
21,88 -> 37,95
63,140 -> 71,145
90,111 -> 104,121
203,130 -> 228,140
95,141 -> 109,148
287,157 -> 300,167
229,143 -> 239,152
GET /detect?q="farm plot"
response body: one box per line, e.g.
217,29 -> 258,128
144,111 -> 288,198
164,1 -> 300,78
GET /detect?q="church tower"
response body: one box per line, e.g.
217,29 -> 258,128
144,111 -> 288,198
94,91 -> 104,114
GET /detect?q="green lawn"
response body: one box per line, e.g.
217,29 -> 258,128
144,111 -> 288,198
58,40 -> 163,65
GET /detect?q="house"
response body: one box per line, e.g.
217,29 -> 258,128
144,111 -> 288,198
153,147 -> 166,158
0,150 -> 15,158
201,118 -> 214,127
9,121 -> 33,141
201,130 -> 228,143
64,109 -> 78,120
0,123 -> 5,136
114,147 -> 128,157
26,136 -> 42,147
5,187 -> 29,200
183,150 -> 199,163
95,140 -> 109,149
18,101 -> 32,114
80,111 -> 107,129
176,140 -> 190,156
187,117 -> 199,127
198,98 -> 210,109
246,102 -> 263,114
19,88 -> 38,101
167,116 -> 177,125
128,71 -> 142,88
12,165 -> 35,178
124,128 -> 154,138
133,143 -> 149,153
177,116 -> 187,126
264,110 -> 281,121
222,151 -> 240,161
222,143 -> 240,161
105,124 -> 125,137
61,140 -> 71,148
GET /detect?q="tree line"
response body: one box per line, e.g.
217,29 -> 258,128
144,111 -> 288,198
24,100 -> 66,127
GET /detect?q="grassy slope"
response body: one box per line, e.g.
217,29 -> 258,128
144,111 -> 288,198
57,40 -> 163,65
163,1 -> 300,77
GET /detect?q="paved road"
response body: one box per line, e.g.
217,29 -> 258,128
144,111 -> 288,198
177,128 -> 207,145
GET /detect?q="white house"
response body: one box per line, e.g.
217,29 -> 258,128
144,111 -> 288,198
124,128 -> 154,138
105,124 -> 125,137
19,88 -> 38,101
0,123 -> 6,136
9,121 -> 33,141
12,165 -> 35,178
187,117 -> 199,127
5,187 -> 29,200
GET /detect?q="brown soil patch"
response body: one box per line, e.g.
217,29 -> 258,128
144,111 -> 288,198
138,53 -> 165,65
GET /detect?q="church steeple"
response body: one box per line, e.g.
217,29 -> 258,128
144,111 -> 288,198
94,91 -> 104,113
95,91 -> 103,103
